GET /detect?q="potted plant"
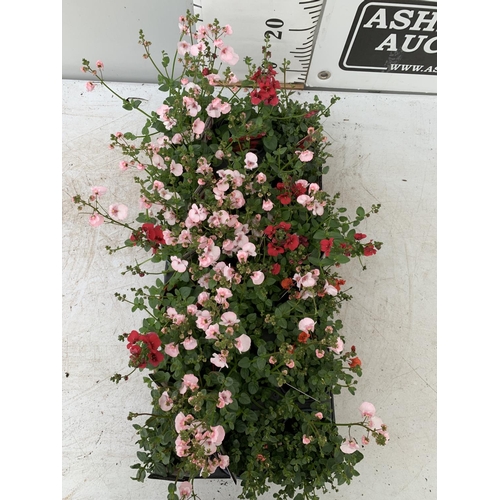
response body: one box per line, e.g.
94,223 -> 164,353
73,10 -> 388,500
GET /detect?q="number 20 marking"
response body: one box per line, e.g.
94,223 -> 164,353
265,18 -> 284,40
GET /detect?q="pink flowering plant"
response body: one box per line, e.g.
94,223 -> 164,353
73,10 -> 387,500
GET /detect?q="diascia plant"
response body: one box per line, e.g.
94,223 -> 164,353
73,10 -> 388,500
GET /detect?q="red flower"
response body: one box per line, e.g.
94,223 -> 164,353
298,332 -> 310,344
126,330 -> 140,348
271,263 -> 281,275
148,350 -> 164,367
320,238 -> 334,257
268,242 -> 285,256
298,236 -> 309,247
263,225 -> 276,238
249,66 -> 281,106
277,221 -> 291,231
304,109 -> 319,118
292,182 -> 307,197
363,244 -> 377,256
348,357 -> 362,368
129,344 -> 141,356
142,223 -> 165,245
334,278 -> 346,291
284,234 -> 299,251
277,192 -> 292,205
143,332 -> 162,351
281,278 -> 293,289
354,233 -> 367,240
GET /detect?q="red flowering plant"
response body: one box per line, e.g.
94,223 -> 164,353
73,10 -> 387,500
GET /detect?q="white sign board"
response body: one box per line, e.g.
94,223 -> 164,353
196,0 -> 437,94
307,0 -> 437,93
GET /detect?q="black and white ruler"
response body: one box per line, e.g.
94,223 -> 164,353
193,0 -> 325,86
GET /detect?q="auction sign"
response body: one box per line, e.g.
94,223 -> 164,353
307,0 -> 437,93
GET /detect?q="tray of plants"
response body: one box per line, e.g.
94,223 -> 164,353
73,9 -> 388,500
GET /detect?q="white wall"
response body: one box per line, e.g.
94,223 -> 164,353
62,0 -> 192,82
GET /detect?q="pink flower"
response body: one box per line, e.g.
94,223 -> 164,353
234,334 -> 251,353
229,190 -> 245,209
211,352 -> 228,368
192,118 -> 205,136
96,60 -> 104,69
244,152 -> 258,170
196,310 -> 212,330
224,24 -> 233,35
86,81 -> 95,92
215,287 -> 233,304
340,439 -> 359,454
302,435 -> 311,445
256,172 -> 267,184
175,412 -> 193,432
206,97 -> 231,118
159,391 -> 173,412
262,199 -> 274,211
210,425 -> 226,446
323,283 -> 338,296
220,312 -> 239,326
171,256 -> 188,273
269,356 -> 277,364
205,324 -> 220,340
309,182 -> 320,194
178,481 -> 192,498
359,402 -> 376,418
315,349 -> 325,359
197,292 -> 210,305
296,150 -> 314,162
188,203 -> 208,223
362,435 -> 370,446
217,390 -> 233,408
165,343 -> 179,357
298,317 -> 315,333
250,271 -> 265,285
89,213 -> 104,227
368,416 -> 384,431
170,161 -> 183,176
179,374 -> 199,394
182,337 -> 198,351
219,45 -> 239,65
315,412 -> 323,420
286,359 -> 295,369
175,435 -> 190,457
177,41 -> 191,56
109,203 -> 128,221
183,96 -> 201,117
219,454 -> 230,468
330,336 -> 344,354
91,186 -> 107,197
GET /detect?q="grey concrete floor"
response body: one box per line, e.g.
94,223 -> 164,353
62,79 -> 436,499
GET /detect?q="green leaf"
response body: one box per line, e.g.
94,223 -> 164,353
263,135 -> 278,151
313,230 -> 328,240
178,286 -> 192,299
239,392 -> 251,405
238,357 -> 251,369
334,254 -> 350,264
356,206 -> 366,218
248,380 -> 259,395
